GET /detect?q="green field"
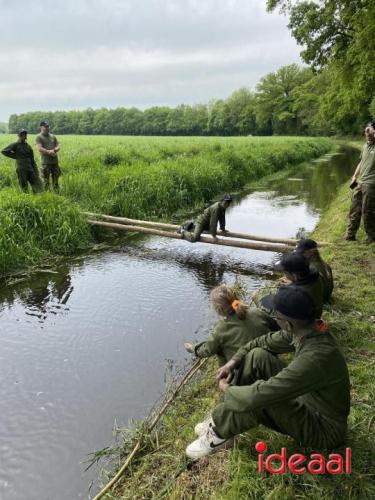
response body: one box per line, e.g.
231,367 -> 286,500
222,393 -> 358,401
0,135 -> 332,276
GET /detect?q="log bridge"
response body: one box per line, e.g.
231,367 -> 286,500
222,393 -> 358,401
83,211 -> 307,253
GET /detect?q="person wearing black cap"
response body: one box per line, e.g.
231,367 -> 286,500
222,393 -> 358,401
273,252 -> 324,317
345,121 -> 375,244
35,121 -> 61,192
178,194 -> 233,242
186,286 -> 350,459
1,130 -> 42,193
295,239 -> 333,301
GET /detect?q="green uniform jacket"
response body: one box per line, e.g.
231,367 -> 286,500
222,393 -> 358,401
1,141 -> 37,170
310,258 -> 333,302
228,328 -> 350,426
193,309 -> 278,366
196,202 -> 226,237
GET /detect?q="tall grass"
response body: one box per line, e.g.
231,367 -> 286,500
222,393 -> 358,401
0,135 -> 333,274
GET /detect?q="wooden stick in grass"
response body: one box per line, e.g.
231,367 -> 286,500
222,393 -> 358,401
93,358 -> 207,500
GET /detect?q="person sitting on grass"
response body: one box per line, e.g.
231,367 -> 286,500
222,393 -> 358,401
294,238 -> 333,302
185,286 -> 350,460
178,194 -> 233,243
252,252 -> 324,318
185,284 -> 279,368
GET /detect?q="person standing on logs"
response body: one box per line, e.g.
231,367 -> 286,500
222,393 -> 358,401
345,121 -> 375,244
184,284 -> 278,368
185,286 -> 350,460
35,121 -> 61,192
178,194 -> 233,242
1,129 -> 42,193
294,239 -> 333,302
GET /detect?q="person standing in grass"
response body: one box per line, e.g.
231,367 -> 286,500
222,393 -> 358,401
345,121 -> 375,244
178,194 -> 233,242
184,284 -> 278,367
1,129 -> 42,193
294,238 -> 333,301
185,286 -> 350,459
35,121 -> 61,192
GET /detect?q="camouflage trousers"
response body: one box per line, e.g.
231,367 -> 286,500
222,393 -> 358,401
16,165 -> 42,193
212,348 -> 346,449
42,164 -> 61,192
346,184 -> 375,240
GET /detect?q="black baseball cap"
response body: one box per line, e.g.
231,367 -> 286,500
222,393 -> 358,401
40,120 -> 49,127
18,128 -> 28,135
367,120 -> 375,128
261,285 -> 315,321
222,194 -> 233,202
295,238 -> 318,253
274,252 -> 310,274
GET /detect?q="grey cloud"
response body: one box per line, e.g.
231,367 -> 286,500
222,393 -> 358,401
0,0 -> 301,120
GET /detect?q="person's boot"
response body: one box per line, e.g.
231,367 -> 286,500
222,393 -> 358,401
194,416 -> 214,436
345,235 -> 356,241
186,424 -> 228,459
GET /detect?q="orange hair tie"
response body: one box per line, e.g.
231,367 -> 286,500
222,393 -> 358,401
317,320 -> 328,332
231,300 -> 241,311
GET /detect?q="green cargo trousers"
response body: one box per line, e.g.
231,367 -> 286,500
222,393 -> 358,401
181,219 -> 207,242
346,184 -> 375,240
42,164 -> 61,192
16,165 -> 42,193
212,348 -> 346,449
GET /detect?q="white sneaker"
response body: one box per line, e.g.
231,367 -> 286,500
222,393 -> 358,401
186,425 -> 228,460
194,416 -> 214,436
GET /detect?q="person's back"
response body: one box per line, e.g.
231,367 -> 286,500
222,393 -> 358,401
310,258 -> 333,301
193,308 -> 278,365
294,272 -> 324,318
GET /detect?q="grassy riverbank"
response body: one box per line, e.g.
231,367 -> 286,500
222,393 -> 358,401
0,136 -> 332,276
102,183 -> 375,499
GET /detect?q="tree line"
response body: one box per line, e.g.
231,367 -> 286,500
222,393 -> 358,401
8,1 -> 375,137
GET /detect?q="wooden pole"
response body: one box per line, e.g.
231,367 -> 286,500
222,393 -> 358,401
83,212 -> 298,246
87,219 -> 292,253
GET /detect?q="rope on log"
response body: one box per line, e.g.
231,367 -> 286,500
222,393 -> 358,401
87,219 -> 293,253
93,358 -> 207,500
83,211 -> 299,246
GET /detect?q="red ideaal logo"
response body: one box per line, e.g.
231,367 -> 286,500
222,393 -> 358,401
255,441 -> 352,475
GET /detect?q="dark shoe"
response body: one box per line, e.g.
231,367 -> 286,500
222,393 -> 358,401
345,235 -> 356,241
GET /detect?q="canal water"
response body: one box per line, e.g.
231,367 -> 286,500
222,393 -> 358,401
0,146 -> 358,499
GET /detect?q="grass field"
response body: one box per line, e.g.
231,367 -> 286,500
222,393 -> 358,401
0,135 -> 332,276
97,182 -> 375,500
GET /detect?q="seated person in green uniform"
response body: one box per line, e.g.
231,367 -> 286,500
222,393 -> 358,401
178,194 -> 233,242
186,286 -> 350,459
185,284 -> 279,367
294,238 -> 333,301
253,252 -> 324,318
1,129 -> 42,193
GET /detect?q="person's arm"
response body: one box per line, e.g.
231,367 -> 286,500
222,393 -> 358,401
186,323 -> 223,358
30,146 -> 37,169
1,143 -> 17,159
219,208 -> 226,231
216,329 -> 294,382
223,355 -> 324,412
53,136 -> 60,153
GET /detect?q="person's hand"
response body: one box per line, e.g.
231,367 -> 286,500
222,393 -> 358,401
251,290 -> 258,299
49,150 -> 56,156
218,378 -> 229,392
184,342 -> 194,353
351,175 -> 357,183
216,359 -> 237,382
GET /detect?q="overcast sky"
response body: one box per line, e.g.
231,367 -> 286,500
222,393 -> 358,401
0,0 -> 301,121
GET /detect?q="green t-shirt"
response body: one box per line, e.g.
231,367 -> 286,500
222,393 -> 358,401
35,133 -> 59,165
357,143 -> 375,185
